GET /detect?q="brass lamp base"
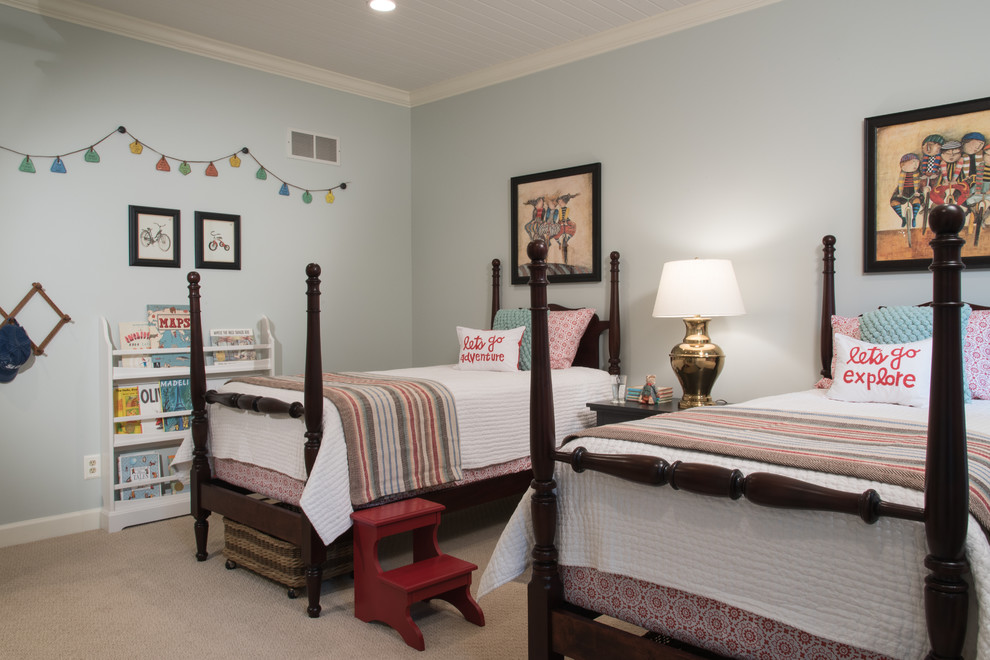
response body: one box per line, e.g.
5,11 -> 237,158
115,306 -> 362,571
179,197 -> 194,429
670,316 -> 725,409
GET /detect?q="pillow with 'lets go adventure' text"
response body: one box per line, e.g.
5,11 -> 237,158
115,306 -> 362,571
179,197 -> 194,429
826,334 -> 932,407
456,326 -> 525,372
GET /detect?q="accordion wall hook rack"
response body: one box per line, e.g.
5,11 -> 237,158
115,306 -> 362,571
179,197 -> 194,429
0,282 -> 72,356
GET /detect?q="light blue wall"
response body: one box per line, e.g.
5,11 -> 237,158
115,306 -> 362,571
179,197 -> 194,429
5,0 -> 990,532
411,0 -> 990,403
0,6 -> 412,527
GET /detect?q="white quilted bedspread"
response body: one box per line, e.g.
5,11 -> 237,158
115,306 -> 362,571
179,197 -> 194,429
479,390 -> 990,659
173,365 -> 611,545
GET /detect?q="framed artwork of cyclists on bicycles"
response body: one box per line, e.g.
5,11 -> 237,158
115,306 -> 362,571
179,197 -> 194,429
129,205 -> 180,268
864,96 -> 990,272
194,211 -> 241,270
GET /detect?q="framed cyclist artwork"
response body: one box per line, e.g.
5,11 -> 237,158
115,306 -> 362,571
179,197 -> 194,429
194,211 -> 241,270
864,96 -> 990,272
129,205 -> 180,268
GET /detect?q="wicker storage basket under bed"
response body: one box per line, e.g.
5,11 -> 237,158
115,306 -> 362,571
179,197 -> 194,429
222,516 -> 353,597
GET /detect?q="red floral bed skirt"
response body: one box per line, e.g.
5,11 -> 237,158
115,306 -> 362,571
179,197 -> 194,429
561,565 -> 892,659
213,455 -> 532,509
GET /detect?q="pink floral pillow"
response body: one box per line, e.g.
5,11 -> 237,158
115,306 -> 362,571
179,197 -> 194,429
547,308 -> 596,369
815,315 -> 861,389
965,310 -> 990,399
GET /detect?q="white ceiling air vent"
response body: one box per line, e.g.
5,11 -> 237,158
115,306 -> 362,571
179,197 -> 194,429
288,129 -> 340,165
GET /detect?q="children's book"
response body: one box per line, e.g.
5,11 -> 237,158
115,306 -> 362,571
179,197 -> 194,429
119,485 -> 162,501
151,353 -> 191,369
118,321 -> 153,368
210,328 -> 256,362
625,385 -> 674,403
160,447 -> 184,495
147,304 -> 191,368
160,377 -> 192,431
138,382 -> 163,434
118,450 -> 163,500
118,450 -> 162,483
654,386 -> 674,403
113,386 -> 141,434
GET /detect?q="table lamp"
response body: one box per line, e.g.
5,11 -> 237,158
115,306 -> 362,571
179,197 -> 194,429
652,258 -> 745,409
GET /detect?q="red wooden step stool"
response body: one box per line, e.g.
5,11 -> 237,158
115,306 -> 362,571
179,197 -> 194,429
350,497 -> 485,651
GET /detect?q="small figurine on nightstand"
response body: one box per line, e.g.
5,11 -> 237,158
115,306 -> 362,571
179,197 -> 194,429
638,374 -> 659,404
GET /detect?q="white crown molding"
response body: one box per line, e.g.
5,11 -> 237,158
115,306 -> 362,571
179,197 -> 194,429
410,0 -> 783,106
2,0 -> 780,108
0,0 -> 413,107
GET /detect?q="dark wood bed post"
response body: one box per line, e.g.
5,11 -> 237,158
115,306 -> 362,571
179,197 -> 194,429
820,235 -> 836,379
527,240 -> 564,660
301,263 -> 327,618
188,271 -> 211,561
491,258 -> 501,329
924,204 -> 969,659
608,251 -> 621,375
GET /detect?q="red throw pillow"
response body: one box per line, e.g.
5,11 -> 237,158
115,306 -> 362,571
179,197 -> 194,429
965,310 -> 990,399
548,308 -> 595,369
815,315 -> 860,389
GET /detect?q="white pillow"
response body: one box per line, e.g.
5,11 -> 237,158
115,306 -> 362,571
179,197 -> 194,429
456,326 -> 525,371
826,334 -> 932,407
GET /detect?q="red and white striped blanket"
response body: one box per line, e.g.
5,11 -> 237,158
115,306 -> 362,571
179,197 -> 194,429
566,406 -> 990,532
230,372 -> 461,505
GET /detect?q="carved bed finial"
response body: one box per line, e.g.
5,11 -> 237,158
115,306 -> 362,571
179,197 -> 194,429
528,239 -> 549,262
929,203 -> 966,235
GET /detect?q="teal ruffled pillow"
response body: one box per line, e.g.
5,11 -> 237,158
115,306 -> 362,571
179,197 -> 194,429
860,304 -> 972,401
493,308 -> 532,370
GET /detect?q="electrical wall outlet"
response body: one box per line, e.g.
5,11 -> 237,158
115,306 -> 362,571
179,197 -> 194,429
84,454 -> 100,480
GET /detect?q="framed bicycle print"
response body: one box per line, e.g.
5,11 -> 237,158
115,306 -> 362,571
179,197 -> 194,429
194,211 -> 241,270
865,96 -> 990,272
510,162 -> 601,285
129,205 -> 180,268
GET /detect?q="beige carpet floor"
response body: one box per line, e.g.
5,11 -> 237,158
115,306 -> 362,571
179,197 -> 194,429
0,496 -> 529,659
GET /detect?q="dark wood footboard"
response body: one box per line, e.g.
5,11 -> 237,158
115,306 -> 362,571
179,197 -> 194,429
527,205 -> 972,659
188,251 -> 624,618
189,263 -> 328,618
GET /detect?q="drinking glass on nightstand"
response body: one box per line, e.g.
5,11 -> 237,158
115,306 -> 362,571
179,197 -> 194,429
610,374 -> 627,403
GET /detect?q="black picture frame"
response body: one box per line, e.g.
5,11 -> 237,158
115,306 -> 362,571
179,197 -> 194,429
865,96 -> 990,272
194,212 -> 241,270
510,162 -> 601,284
129,205 -> 180,268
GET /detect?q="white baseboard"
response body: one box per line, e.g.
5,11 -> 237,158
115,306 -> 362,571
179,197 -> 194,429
0,508 -> 102,547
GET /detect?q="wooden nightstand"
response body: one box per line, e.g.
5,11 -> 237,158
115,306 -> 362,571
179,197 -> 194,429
586,398 -> 681,426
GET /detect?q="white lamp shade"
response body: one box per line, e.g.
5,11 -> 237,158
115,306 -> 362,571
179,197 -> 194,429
652,258 -> 745,318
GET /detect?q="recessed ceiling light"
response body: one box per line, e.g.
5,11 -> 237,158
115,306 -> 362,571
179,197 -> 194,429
369,0 -> 395,11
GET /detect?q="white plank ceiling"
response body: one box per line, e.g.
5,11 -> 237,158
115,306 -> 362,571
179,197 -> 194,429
3,0 -> 781,105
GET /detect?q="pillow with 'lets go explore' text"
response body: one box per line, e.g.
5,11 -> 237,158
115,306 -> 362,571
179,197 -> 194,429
826,334 -> 932,407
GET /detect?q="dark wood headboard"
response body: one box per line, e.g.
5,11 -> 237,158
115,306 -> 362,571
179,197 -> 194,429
819,234 -> 987,380
489,252 -> 621,374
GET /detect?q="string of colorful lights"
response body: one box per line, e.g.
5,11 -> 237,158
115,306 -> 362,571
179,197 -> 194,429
1,126 -> 348,204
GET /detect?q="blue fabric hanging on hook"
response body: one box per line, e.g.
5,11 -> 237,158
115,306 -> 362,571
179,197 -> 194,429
0,320 -> 32,383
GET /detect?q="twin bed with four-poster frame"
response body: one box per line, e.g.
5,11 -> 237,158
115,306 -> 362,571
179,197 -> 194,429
181,252 -> 622,619
478,204 -> 986,659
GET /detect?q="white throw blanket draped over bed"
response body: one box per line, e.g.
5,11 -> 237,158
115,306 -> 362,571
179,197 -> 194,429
479,390 -> 990,660
172,365 -> 613,545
